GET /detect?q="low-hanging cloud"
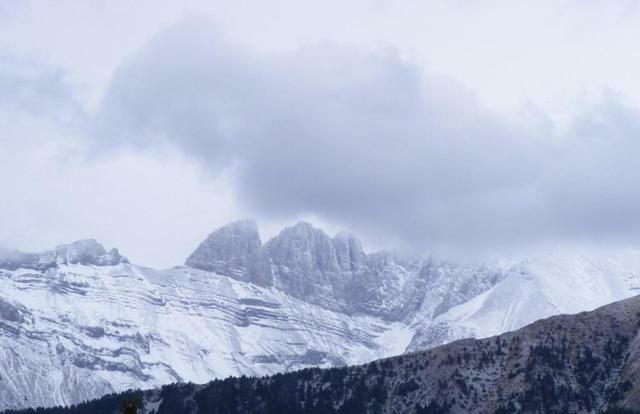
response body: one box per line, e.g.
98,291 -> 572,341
95,18 -> 640,254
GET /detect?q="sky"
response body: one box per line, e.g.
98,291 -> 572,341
2,0 -> 640,267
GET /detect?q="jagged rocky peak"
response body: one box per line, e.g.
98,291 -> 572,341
185,219 -> 272,286
0,240 -> 126,270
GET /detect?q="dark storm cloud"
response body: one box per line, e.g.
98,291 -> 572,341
96,18 -> 640,252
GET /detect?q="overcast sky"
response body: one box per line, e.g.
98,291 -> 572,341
2,0 -> 640,267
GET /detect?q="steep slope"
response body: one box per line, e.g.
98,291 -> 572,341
12,295 -> 640,414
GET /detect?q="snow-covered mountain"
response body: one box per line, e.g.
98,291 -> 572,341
2,220 -> 640,410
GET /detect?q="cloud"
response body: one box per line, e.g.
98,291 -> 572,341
0,53 -> 239,268
93,17 -> 640,255
0,54 -> 84,133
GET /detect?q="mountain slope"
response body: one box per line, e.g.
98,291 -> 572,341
10,295 -> 640,414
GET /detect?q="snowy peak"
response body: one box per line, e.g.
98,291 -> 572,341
0,239 -> 126,270
185,219 -> 272,286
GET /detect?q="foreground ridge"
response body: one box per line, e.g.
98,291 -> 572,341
8,295 -> 640,414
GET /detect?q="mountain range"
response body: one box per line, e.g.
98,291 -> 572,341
2,220 -> 640,410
